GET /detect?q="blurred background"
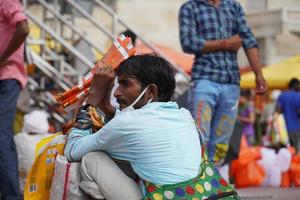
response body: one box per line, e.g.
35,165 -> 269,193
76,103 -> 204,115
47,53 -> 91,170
14,1 -> 300,198
20,0 -> 300,129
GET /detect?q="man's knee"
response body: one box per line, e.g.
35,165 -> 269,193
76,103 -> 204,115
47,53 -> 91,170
81,151 -> 109,178
82,151 -> 107,162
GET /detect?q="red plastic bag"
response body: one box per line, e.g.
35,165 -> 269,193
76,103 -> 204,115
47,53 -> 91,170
293,154 -> 300,163
288,147 -> 296,156
235,161 -> 266,188
281,171 -> 291,188
239,135 -> 248,151
230,146 -> 262,177
290,162 -> 300,186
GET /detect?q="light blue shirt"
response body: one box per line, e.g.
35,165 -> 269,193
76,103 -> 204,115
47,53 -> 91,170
64,102 -> 201,185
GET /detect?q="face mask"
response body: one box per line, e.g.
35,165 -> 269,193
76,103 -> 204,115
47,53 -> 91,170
121,85 -> 152,112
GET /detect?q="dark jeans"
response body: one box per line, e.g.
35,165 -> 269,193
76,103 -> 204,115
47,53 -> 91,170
289,131 -> 300,152
0,80 -> 21,200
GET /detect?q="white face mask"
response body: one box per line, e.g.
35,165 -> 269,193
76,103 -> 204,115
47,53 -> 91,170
121,85 -> 152,112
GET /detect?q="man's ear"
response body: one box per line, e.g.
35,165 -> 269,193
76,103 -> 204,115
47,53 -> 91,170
147,84 -> 159,101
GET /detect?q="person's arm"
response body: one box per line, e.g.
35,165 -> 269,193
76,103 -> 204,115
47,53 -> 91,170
87,63 -> 116,120
64,124 -> 119,162
245,48 -> 267,94
0,1 -> 29,67
201,35 -> 242,53
179,3 -> 242,54
235,2 -> 267,94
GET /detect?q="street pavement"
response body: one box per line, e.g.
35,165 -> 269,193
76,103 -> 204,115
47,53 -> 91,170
237,187 -> 300,200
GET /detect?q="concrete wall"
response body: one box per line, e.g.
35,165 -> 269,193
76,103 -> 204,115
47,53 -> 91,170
267,0 -> 300,10
114,0 -> 300,66
27,0 -> 300,66
115,0 -> 256,50
116,0 -> 185,51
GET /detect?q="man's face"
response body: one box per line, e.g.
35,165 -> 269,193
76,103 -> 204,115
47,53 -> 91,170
114,73 -> 147,110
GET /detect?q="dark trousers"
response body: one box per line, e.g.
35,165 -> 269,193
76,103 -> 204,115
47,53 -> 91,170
0,80 -> 21,200
289,131 -> 300,152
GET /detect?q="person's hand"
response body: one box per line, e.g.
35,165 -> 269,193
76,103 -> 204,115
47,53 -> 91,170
87,62 -> 116,110
255,74 -> 268,94
224,35 -> 242,52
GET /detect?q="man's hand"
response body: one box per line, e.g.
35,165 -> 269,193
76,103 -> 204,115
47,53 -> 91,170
245,48 -> 268,95
224,35 -> 242,52
87,62 -> 116,116
255,73 -> 268,94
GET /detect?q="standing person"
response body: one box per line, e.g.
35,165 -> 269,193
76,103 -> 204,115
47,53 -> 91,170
14,110 -> 50,194
179,0 -> 267,164
260,90 -> 281,137
276,78 -> 300,151
237,90 -> 255,146
0,0 -> 29,199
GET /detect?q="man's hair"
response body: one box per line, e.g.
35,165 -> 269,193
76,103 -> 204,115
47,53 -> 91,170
120,29 -> 137,46
288,78 -> 300,90
118,54 -> 176,102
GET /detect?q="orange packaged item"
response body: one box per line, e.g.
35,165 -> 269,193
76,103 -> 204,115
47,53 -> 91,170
60,87 -> 89,108
288,146 -> 296,157
293,154 -> 300,163
291,154 -> 300,186
291,163 -> 300,186
101,34 -> 135,69
235,161 -> 266,188
239,135 -> 248,151
55,79 -> 91,103
56,34 -> 135,108
281,171 -> 291,188
230,146 -> 262,179
231,147 -> 261,169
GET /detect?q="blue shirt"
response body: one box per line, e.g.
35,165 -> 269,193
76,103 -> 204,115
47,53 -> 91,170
277,91 -> 300,132
179,0 -> 258,84
64,102 -> 201,185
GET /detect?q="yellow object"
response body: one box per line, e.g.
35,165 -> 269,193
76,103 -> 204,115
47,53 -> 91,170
28,22 -> 63,54
276,114 -> 289,145
24,133 -> 67,200
241,55 -> 300,89
269,114 -> 289,145
13,109 -> 25,134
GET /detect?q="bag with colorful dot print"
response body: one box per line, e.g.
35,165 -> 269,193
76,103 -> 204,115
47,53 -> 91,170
142,127 -> 240,200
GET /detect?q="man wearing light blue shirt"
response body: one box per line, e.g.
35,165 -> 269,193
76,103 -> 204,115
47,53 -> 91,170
64,55 -> 201,200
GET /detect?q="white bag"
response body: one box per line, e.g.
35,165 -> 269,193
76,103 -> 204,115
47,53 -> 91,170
258,147 -> 277,186
14,132 -> 51,193
269,165 -> 282,187
50,154 -> 89,200
276,148 -> 292,172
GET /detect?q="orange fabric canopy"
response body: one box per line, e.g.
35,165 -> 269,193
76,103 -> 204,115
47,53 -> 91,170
136,43 -> 194,74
